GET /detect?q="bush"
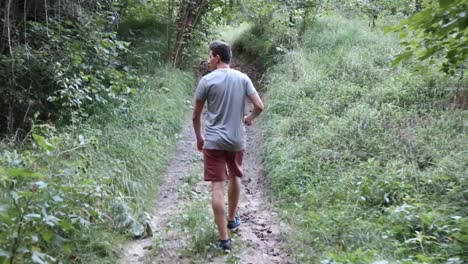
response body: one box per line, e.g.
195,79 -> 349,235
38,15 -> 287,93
232,12 -> 299,70
0,2 -> 140,137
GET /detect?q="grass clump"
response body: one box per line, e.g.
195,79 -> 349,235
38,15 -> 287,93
177,164 -> 224,258
179,201 -> 219,257
262,15 -> 467,263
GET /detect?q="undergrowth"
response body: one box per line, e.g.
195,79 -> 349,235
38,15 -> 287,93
0,27 -> 194,264
261,15 -> 467,263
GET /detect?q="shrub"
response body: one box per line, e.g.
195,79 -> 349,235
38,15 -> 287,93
0,2 -> 140,137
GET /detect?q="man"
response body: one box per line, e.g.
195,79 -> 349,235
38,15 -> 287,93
192,41 -> 264,251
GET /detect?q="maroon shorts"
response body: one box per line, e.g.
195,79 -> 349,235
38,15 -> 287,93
203,149 -> 244,181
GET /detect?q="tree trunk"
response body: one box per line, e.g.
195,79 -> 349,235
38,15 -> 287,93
1,0 -> 50,55
0,1 -> 5,54
166,0 -> 174,61
0,0 -> 14,55
7,103 -> 14,135
171,0 -> 190,67
171,0 -> 209,68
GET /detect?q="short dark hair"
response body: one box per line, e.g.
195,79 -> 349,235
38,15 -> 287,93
209,41 -> 232,64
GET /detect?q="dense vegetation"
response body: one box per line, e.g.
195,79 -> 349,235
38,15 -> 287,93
253,12 -> 467,264
0,66 -> 193,263
0,1 -> 138,137
1,1 -> 197,263
1,0 -> 466,263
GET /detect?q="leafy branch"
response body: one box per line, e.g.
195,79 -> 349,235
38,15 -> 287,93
389,0 -> 467,75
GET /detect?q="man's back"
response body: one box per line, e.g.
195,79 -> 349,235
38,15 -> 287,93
195,68 -> 257,151
192,41 -> 264,251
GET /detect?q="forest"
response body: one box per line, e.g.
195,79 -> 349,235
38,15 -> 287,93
0,0 -> 466,263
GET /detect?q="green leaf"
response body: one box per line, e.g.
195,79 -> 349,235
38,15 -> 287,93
32,134 -> 55,151
24,214 -> 42,220
418,47 -> 439,60
392,51 -> 413,66
0,249 -> 11,257
0,204 -> 9,212
63,244 -> 72,255
52,195 -> 63,202
59,219 -> 74,232
44,215 -> 60,227
41,230 -> 54,243
10,191 -> 20,201
31,251 -> 46,264
145,222 -> 153,238
7,168 -> 44,179
438,0 -> 451,9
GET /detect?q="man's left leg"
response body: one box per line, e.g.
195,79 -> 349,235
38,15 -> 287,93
226,150 -> 243,231
212,181 -> 228,240
228,175 -> 240,221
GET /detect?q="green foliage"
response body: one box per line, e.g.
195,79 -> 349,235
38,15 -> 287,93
355,0 -> 411,18
0,64 -> 194,263
117,0 -> 172,65
0,1 -> 197,262
176,0 -> 234,68
116,0 -> 228,68
0,125 -> 119,263
215,23 -> 251,45
232,0 -> 339,69
356,0 -> 389,27
119,19 -> 168,69
93,67 -> 194,209
262,15 -> 467,263
313,0 -> 414,21
390,0 -> 468,75
232,12 -> 300,69
0,1 -> 140,136
178,201 -> 219,256
116,0 -> 168,21
27,17 -> 139,110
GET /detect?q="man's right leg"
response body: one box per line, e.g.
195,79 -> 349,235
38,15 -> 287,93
212,181 -> 228,240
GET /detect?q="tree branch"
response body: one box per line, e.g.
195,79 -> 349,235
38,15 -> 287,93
6,0 -> 13,56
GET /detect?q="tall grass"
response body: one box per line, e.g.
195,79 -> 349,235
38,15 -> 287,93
88,65 -> 194,211
262,16 -> 467,263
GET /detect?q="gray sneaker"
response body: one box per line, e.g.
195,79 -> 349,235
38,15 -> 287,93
216,238 -> 231,251
227,216 -> 241,232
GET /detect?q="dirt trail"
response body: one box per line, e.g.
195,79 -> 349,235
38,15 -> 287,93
118,60 -> 293,264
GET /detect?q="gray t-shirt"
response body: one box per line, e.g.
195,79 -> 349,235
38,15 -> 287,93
195,68 -> 257,151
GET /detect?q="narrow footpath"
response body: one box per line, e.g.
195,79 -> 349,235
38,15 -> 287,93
118,60 -> 293,264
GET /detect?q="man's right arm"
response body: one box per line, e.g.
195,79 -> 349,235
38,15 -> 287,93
244,93 -> 264,126
193,78 -> 207,151
192,99 -> 205,151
